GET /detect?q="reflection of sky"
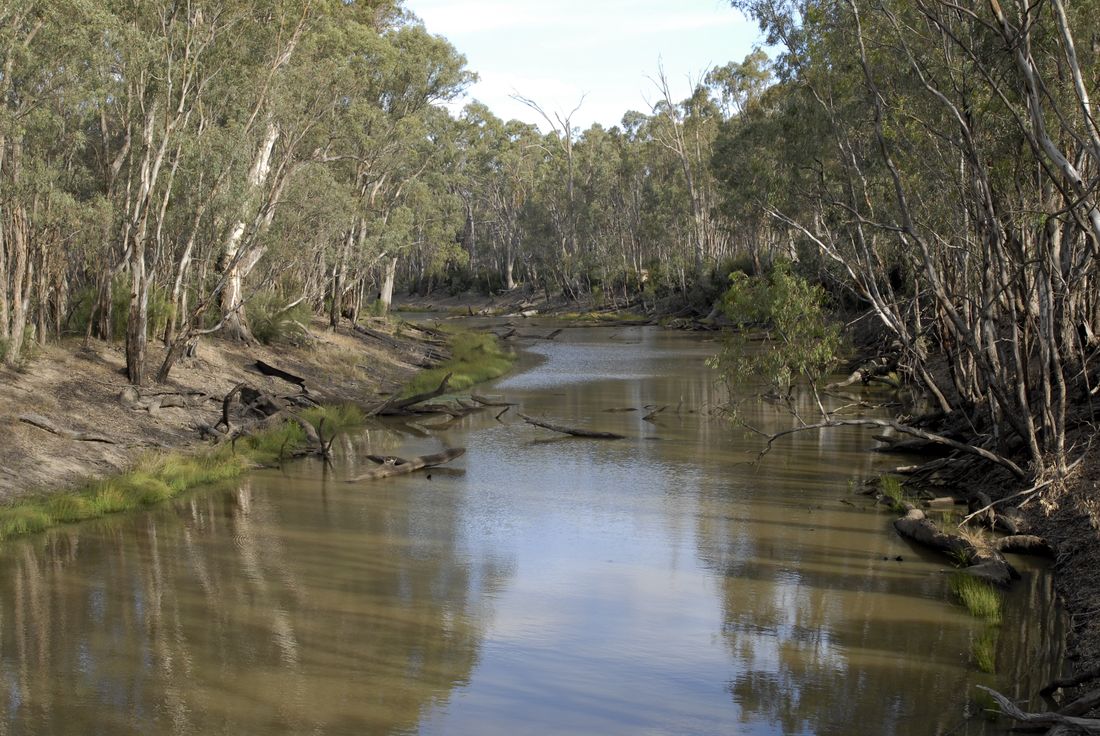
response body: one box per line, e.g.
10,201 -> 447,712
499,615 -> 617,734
420,328 -> 875,734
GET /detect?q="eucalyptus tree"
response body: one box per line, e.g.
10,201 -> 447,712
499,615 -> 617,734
726,0 -> 1100,475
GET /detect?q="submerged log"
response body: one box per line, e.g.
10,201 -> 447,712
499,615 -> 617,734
470,393 -> 516,407
518,413 -> 626,439
347,447 -> 466,482
894,508 -> 1017,585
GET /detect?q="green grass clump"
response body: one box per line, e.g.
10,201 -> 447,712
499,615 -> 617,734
236,422 -> 306,466
880,475 -> 908,513
0,507 -> 52,538
300,404 -> 365,436
950,572 -> 1004,624
402,331 -> 515,397
972,626 -> 999,673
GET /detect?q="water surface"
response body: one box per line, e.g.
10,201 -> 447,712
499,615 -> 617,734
0,325 -> 1062,735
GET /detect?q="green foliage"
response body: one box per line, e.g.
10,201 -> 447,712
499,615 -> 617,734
707,261 -> 843,396
879,475 -> 909,513
949,572 -> 1004,625
299,404 -> 365,436
249,294 -> 312,346
402,331 -> 514,396
68,275 -> 173,341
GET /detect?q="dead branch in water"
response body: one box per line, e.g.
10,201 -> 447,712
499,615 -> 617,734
470,393 -> 516,407
518,414 -> 625,439
371,373 -> 452,416
976,686 -> 1100,733
756,418 -> 1026,478
347,448 -> 466,482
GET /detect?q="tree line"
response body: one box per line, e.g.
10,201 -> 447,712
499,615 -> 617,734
3,0 -> 1098,475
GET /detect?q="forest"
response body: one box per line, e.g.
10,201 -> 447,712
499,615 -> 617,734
2,0 -> 1099,480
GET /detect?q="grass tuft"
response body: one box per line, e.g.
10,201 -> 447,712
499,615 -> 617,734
880,475 -> 909,513
401,331 -> 515,397
950,572 -> 1003,624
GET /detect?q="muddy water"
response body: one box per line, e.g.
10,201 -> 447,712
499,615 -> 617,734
0,326 -> 1063,735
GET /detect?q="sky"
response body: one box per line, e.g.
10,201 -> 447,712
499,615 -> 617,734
404,0 -> 765,132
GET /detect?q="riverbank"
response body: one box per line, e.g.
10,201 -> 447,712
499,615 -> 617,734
0,318 -> 450,506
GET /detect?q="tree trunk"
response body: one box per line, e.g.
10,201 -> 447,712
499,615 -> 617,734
379,255 -> 398,315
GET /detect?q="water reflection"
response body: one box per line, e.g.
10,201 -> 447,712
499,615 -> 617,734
0,325 -> 1063,735
0,472 -> 510,735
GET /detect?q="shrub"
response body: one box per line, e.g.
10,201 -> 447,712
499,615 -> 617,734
250,294 -> 312,346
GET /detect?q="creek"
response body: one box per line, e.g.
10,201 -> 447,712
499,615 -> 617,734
0,324 -> 1064,735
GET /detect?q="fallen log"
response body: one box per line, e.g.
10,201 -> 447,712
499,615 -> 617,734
893,508 -> 1017,585
254,360 -> 308,392
18,414 -> 117,444
977,686 -> 1100,733
518,413 -> 626,440
347,447 -> 466,482
994,534 -> 1053,556
372,373 -> 452,416
642,405 -> 668,423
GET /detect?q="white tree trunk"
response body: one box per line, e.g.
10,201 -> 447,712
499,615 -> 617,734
379,255 -> 398,314
221,121 -> 278,342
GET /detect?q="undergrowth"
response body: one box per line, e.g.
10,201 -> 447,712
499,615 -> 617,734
0,404 -> 364,543
402,330 -> 515,396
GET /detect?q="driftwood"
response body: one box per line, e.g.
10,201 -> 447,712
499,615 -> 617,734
518,413 -> 626,440
254,360 -> 308,392
372,373 -> 452,416
825,359 -> 898,390
894,508 -> 1017,585
977,686 -> 1100,733
603,407 -> 638,413
347,447 -> 465,482
18,414 -> 117,444
519,328 -> 562,341
470,393 -> 516,407
642,405 -> 668,423
217,383 -> 247,432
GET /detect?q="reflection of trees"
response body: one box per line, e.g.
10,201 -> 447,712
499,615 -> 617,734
0,471 -> 511,735
694,449 -> 1066,736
